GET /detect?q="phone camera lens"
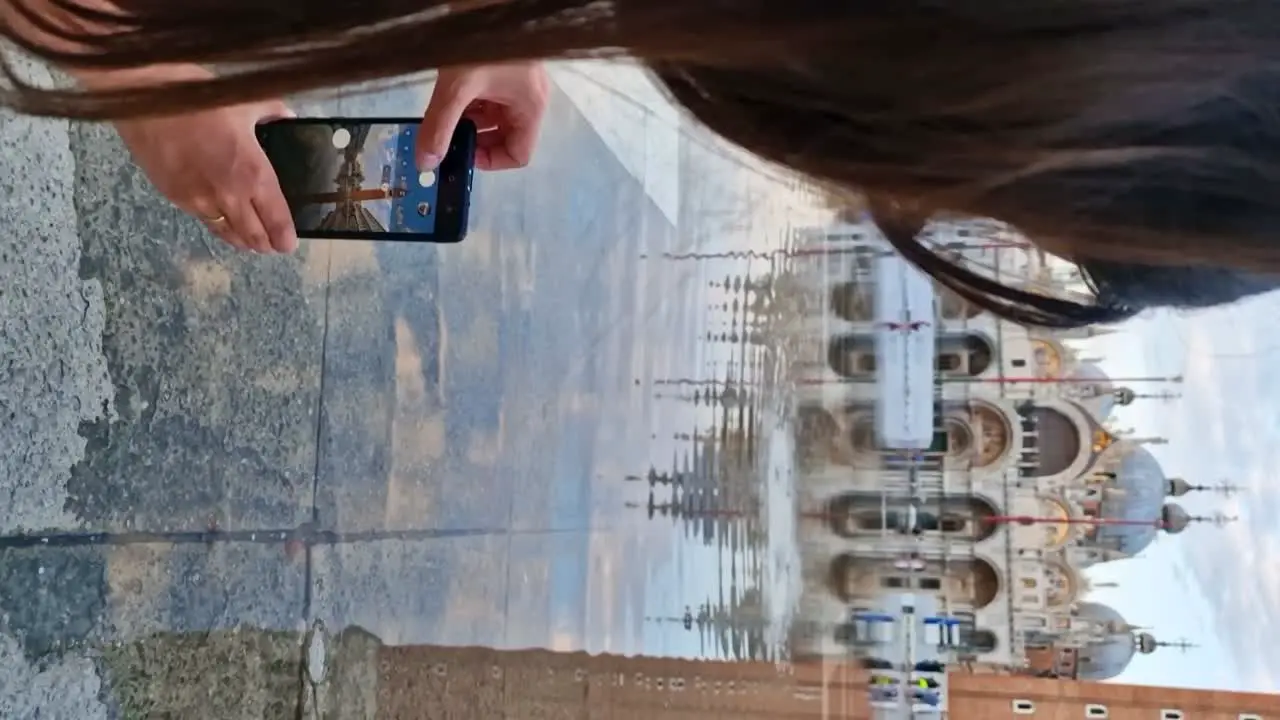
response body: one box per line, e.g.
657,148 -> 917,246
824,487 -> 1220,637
447,174 -> 456,184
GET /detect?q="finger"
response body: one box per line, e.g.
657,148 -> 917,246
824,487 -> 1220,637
245,147 -> 298,253
247,102 -> 299,252
189,200 -> 249,252
464,101 -> 502,133
252,191 -> 298,254
418,78 -> 478,170
474,130 -> 528,172
501,112 -> 543,169
257,101 -> 296,123
216,193 -> 273,254
474,143 -> 521,172
206,220 -> 250,252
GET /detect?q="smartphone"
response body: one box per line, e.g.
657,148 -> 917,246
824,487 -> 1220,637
256,117 -> 477,243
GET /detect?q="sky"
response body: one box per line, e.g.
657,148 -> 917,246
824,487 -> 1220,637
1080,295 -> 1280,693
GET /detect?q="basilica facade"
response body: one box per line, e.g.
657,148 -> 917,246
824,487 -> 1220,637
784,217 -> 1231,680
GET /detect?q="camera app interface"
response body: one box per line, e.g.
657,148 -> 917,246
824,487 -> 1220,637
261,122 -> 439,235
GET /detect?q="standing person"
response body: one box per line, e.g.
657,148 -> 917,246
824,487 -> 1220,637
4,0 -> 1280,326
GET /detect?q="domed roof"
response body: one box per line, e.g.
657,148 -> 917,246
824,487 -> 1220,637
1136,632 -> 1160,654
1071,364 -> 1117,418
1075,602 -> 1141,680
1166,477 -> 1194,496
1070,364 -> 1139,420
1161,503 -> 1193,533
1072,363 -> 1110,384
1075,601 -> 1127,628
1095,446 -> 1167,554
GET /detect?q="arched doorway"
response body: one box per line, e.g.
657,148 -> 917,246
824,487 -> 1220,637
849,414 -> 878,454
937,286 -> 983,320
936,497 -> 1001,542
970,403 -> 1013,468
825,494 -> 1001,540
935,417 -> 974,460
965,629 -> 999,654
936,334 -> 995,376
829,281 -> 873,322
825,493 -> 879,537
967,559 -> 1002,609
827,501 -> 937,537
1025,407 -> 1081,477
1038,498 -> 1074,548
828,335 -> 875,378
1044,562 -> 1077,607
1031,340 -> 1063,379
827,553 -> 874,603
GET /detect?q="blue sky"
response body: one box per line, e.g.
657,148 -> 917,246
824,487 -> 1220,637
1082,296 -> 1280,692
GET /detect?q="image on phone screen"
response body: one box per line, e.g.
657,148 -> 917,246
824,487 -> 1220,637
258,119 -> 474,242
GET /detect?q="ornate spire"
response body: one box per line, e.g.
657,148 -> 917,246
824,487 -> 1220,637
1162,505 -> 1237,533
1146,636 -> 1197,653
1212,482 -> 1242,499
1166,479 -> 1241,498
1206,511 -> 1239,527
1132,390 -> 1181,401
1160,638 -> 1198,652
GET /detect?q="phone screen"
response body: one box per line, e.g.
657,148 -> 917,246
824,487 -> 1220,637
257,118 -> 475,243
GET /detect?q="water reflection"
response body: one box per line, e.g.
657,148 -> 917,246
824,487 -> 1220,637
622,251 -> 815,665
71,238 -> 834,718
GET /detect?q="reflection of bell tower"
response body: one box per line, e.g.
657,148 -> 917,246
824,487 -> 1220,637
296,185 -> 407,204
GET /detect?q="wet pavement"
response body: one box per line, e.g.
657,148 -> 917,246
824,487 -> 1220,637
0,62 -> 828,716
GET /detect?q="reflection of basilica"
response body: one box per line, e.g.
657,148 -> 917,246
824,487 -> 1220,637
786,216 -> 1236,680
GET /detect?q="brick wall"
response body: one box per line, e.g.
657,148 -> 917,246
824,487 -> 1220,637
948,674 -> 1277,720
374,644 -> 872,719
319,634 -> 1277,719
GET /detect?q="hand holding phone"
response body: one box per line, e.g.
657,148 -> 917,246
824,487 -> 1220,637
257,117 -> 477,243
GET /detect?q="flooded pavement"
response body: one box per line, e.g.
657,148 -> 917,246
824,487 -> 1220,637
0,62 -> 831,717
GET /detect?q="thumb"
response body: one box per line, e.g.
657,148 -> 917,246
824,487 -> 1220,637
418,80 -> 474,170
256,101 -> 296,124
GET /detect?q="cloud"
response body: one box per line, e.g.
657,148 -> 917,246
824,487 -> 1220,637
1154,299 -> 1280,693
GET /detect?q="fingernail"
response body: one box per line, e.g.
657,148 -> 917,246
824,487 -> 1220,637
418,153 -> 441,170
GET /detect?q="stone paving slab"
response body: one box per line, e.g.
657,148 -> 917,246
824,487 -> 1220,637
309,535 -> 509,649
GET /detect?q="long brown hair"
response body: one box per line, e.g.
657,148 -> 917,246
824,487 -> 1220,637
6,0 -> 1279,325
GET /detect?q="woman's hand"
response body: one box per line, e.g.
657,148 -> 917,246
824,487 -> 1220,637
114,100 -> 298,254
418,62 -> 550,172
